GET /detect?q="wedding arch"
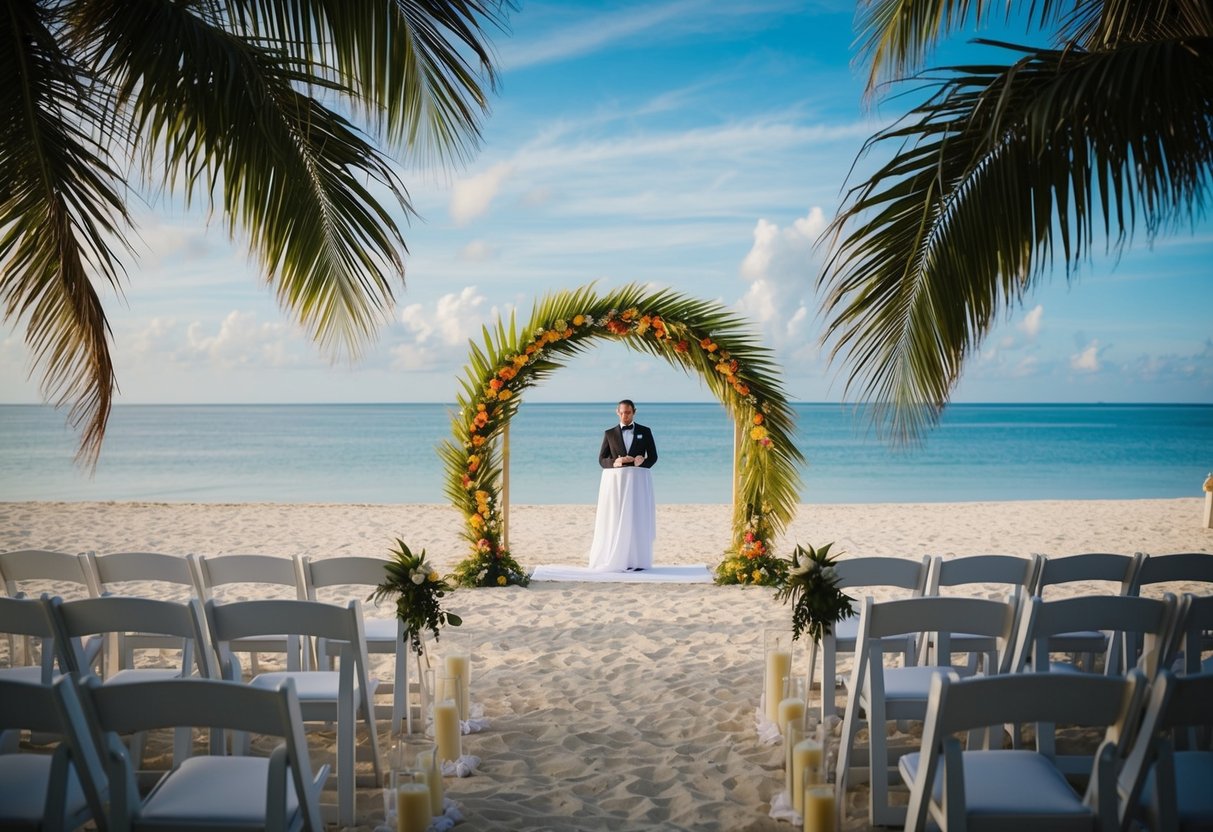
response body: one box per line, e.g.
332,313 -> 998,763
441,284 -> 804,588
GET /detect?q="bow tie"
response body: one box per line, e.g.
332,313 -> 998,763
621,425 -> 633,432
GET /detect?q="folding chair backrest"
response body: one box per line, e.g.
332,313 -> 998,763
208,598 -> 362,643
1033,552 -> 1142,597
857,595 -> 1017,671
0,595 -> 58,682
0,549 -> 98,598
835,556 -> 930,596
193,554 -> 306,601
927,554 -> 1040,597
928,670 -> 1144,739
302,555 -> 391,601
1170,594 -> 1213,675
89,551 -> 203,601
48,596 -> 217,679
1131,552 -> 1213,596
1013,594 -> 1175,676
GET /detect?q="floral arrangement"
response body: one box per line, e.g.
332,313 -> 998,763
774,542 -> 855,642
713,506 -> 787,586
368,539 -> 462,655
440,284 -> 803,587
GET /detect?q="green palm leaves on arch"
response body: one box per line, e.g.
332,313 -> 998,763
440,284 -> 804,588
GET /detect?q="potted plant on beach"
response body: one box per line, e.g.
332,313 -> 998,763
369,539 -> 462,656
775,543 -> 855,642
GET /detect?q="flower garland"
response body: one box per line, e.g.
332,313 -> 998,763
442,285 -> 803,587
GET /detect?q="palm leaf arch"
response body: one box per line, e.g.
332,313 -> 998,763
441,284 -> 804,587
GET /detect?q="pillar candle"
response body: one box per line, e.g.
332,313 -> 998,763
423,749 -> 444,815
434,700 -> 462,763
802,785 -> 836,832
778,694 -> 806,734
396,783 -> 431,832
765,649 -> 791,723
445,653 -> 471,718
784,722 -> 804,802
791,738 -> 823,814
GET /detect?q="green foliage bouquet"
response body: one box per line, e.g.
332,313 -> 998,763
775,542 -> 855,642
368,539 -> 462,655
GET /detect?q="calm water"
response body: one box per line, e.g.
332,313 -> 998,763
0,403 -> 1209,504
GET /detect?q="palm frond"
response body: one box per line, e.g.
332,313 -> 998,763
0,0 -> 131,467
819,37 -> 1213,441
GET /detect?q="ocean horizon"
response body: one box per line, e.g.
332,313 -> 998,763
0,402 -> 1209,505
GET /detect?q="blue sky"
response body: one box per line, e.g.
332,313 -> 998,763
2,0 -> 1211,408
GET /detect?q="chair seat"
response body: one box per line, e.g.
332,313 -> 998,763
856,665 -> 975,716
834,615 -> 917,652
106,668 -> 184,685
252,670 -> 344,700
1046,629 -> 1106,652
1140,751 -> 1213,825
0,753 -> 90,826
361,617 -> 398,645
900,749 -> 1091,818
140,755 -> 301,830
0,666 -> 53,684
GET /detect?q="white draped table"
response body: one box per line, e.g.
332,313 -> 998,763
587,466 -> 656,572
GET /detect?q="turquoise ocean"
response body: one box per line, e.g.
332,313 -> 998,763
0,403 -> 1209,505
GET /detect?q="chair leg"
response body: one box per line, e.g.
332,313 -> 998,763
821,638 -> 837,722
338,688 -> 356,827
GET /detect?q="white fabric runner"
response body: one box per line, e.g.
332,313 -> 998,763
530,564 -> 712,583
587,466 -> 656,571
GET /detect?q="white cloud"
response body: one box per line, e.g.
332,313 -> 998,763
183,311 -> 305,368
400,286 -> 500,347
1070,340 -> 1101,373
449,163 -> 513,226
735,208 -> 824,340
1018,304 -> 1044,338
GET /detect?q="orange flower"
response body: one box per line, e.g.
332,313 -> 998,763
472,435 -> 485,447
489,378 -> 503,390
621,308 -> 637,321
477,403 -> 486,411
499,389 -> 513,400
474,411 -> 489,428
563,327 -> 573,338
467,455 -> 480,473
525,343 -> 538,354
675,340 -> 689,353
734,383 -> 750,397
753,413 -> 764,426
498,366 -> 517,381
573,314 -> 585,326
700,337 -> 717,352
461,474 -> 472,488
513,354 -> 529,368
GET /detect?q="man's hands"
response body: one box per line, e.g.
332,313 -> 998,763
613,455 -> 645,468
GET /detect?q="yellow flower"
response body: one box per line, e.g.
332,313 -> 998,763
475,490 -> 489,503
554,319 -> 568,331
752,570 -> 763,582
497,575 -> 507,586
428,571 -> 439,582
499,389 -> 513,400
573,314 -> 585,326
513,354 -> 528,368
750,426 -> 768,441
469,514 -> 485,528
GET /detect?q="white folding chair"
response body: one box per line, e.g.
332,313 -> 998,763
66,675 -> 326,832
48,595 -> 218,767
900,671 -> 1146,832
1033,552 -> 1144,668
88,551 -> 205,671
1131,553 -> 1213,665
301,555 -> 413,733
206,598 -> 381,827
1011,594 -> 1176,775
806,555 -> 930,725
1117,670 -> 1213,832
920,554 -> 1040,670
193,554 -> 310,673
0,674 -> 109,832
836,595 -> 1018,826
0,549 -> 100,672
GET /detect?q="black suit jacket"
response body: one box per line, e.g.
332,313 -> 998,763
599,423 -> 658,469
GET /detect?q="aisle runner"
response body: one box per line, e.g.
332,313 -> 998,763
530,564 -> 713,583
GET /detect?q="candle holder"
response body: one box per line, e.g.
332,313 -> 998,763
802,784 -> 836,832
431,669 -> 463,764
440,630 -> 473,720
764,628 -> 796,724
390,769 -> 432,832
784,720 -> 804,803
778,676 -> 807,735
792,733 -> 824,814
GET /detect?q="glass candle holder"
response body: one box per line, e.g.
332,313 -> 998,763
440,630 -> 472,720
391,770 -> 432,832
431,670 -> 463,763
778,676 -> 807,734
802,784 -> 836,832
764,628 -> 796,723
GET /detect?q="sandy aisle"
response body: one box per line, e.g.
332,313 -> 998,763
2,498 -> 1209,830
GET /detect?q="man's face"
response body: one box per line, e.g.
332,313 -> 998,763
617,403 -> 635,426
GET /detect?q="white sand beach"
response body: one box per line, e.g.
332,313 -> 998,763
2,498 -> 1209,831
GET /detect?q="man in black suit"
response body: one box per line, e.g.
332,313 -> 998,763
598,399 -> 658,470
589,399 -> 658,572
